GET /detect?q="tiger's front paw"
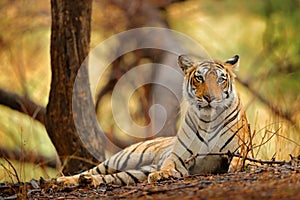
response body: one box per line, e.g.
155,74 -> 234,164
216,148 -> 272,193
78,174 -> 101,187
57,174 -> 102,187
148,169 -> 182,183
56,176 -> 79,186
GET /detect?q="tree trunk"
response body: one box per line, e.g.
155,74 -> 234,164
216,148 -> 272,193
46,0 -> 105,175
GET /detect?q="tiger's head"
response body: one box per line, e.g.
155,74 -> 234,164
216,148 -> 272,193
178,55 -> 240,110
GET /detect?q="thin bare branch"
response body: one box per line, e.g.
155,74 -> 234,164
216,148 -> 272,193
185,152 -> 288,166
253,128 -> 280,157
0,88 -> 46,125
1,157 -> 21,183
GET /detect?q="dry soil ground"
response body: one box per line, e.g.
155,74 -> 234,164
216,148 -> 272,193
1,164 -> 300,199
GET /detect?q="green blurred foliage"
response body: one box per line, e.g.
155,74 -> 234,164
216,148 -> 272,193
261,0 -> 300,99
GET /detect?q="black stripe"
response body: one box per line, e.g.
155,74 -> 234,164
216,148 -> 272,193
118,142 -> 144,170
124,171 -> 140,183
135,146 -> 152,169
187,78 -> 195,99
200,61 -> 214,68
198,95 -> 239,124
220,119 -> 240,138
105,174 -> 115,184
223,98 -> 240,121
221,109 -> 241,135
198,106 -> 226,123
95,166 -> 101,175
178,136 -> 193,155
220,101 -> 241,137
173,162 -> 183,176
181,127 -> 191,139
186,112 -> 209,144
215,63 -> 225,70
208,108 -> 241,142
189,112 -> 209,134
209,117 -> 239,143
207,97 -> 240,132
220,124 -> 245,152
103,160 -> 109,174
223,78 -> 229,92
112,150 -> 125,169
171,152 -> 187,170
114,173 -> 126,185
115,152 -> 127,170
185,111 -> 198,133
137,141 -> 167,169
195,130 -> 208,147
140,168 -> 151,177
103,164 -> 108,174
228,83 -> 232,94
101,176 -> 107,184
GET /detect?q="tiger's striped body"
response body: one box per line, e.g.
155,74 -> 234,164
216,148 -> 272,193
57,55 -> 250,186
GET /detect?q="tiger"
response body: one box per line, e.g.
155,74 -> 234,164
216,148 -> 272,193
57,55 -> 250,186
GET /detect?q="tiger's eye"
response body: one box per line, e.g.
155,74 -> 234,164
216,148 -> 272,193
196,75 -> 203,82
194,72 -> 204,82
218,76 -> 226,84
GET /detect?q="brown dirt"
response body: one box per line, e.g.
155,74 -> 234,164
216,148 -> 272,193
1,165 -> 300,199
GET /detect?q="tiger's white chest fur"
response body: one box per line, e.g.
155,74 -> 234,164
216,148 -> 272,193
171,96 -> 242,174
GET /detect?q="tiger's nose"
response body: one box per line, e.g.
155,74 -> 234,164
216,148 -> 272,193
203,94 -> 215,103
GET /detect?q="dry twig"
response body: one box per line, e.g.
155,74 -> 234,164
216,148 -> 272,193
1,157 -> 21,183
185,151 -> 289,166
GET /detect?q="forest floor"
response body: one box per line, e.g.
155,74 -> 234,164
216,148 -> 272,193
1,164 -> 300,199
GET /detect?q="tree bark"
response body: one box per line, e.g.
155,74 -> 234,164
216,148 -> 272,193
46,0 -> 105,175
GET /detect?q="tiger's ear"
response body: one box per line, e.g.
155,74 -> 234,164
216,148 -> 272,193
225,55 -> 239,71
178,55 -> 194,73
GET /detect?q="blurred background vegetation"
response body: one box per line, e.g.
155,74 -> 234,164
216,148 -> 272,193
0,0 -> 299,182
